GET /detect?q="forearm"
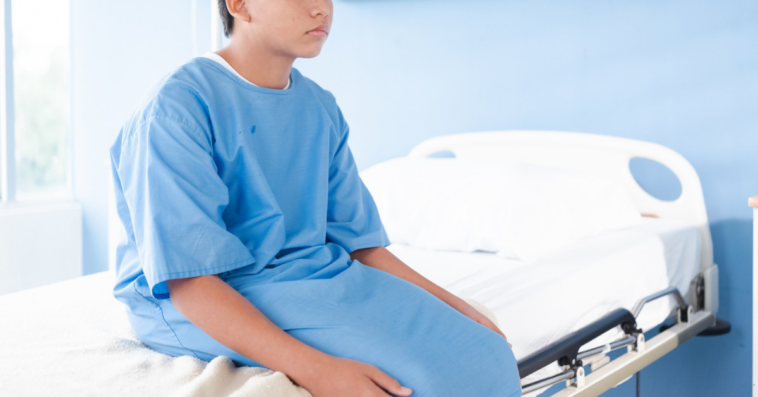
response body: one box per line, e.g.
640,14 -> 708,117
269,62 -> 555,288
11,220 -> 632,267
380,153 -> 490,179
351,247 -> 509,341
166,275 -> 328,383
349,246 -> 466,310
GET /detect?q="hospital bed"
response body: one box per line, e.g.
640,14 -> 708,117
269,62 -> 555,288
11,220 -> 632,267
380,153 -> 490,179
392,131 -> 729,396
0,131 -> 727,397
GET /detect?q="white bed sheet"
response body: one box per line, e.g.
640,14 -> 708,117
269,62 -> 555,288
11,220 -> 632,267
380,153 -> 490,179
387,218 -> 701,362
0,271 -> 314,397
0,218 -> 700,396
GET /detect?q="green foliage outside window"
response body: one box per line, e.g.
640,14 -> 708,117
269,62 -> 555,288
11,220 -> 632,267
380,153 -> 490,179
13,0 -> 69,198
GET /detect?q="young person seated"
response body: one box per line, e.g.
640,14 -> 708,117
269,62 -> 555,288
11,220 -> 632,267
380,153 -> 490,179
109,1 -> 522,395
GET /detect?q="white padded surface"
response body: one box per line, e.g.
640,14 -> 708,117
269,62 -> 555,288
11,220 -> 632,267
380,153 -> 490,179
0,271 -> 312,397
0,271 -> 500,397
0,219 -> 699,396
388,218 -> 701,361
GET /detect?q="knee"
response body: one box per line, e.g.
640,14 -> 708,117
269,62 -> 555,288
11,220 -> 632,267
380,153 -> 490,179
395,338 -> 521,396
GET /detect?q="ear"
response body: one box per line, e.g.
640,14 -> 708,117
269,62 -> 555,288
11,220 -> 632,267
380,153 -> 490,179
226,0 -> 251,23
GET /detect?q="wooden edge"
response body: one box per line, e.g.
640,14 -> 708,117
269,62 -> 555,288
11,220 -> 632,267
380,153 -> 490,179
750,196 -> 758,208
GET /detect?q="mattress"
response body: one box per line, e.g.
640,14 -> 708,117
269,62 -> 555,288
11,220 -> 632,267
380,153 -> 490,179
0,218 -> 700,396
0,272 -> 498,397
0,270 -> 315,397
387,218 -> 701,362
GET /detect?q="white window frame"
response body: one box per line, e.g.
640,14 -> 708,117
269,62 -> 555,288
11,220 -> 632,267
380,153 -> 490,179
0,0 -> 74,204
0,0 -> 15,203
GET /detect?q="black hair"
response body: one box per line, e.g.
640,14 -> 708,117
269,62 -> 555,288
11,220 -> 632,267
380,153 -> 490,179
218,0 -> 234,37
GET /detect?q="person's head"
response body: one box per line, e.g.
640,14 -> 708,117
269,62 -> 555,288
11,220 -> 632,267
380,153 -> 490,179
220,0 -> 333,59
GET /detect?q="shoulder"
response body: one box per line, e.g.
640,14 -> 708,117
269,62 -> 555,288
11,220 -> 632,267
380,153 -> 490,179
111,60 -> 218,162
121,59 -> 215,140
293,69 -> 346,130
139,59 -> 214,121
294,68 -> 337,106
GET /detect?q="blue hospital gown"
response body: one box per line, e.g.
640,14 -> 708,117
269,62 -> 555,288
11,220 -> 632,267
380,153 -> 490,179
110,57 -> 521,397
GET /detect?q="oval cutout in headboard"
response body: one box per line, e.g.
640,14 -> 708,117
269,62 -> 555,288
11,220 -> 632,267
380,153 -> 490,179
428,150 -> 456,158
629,157 -> 683,201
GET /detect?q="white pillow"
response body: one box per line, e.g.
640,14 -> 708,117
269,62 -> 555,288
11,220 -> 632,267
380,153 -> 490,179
360,157 -> 642,262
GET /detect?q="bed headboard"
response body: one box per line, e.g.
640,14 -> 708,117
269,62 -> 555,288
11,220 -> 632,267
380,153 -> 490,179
407,131 -> 713,273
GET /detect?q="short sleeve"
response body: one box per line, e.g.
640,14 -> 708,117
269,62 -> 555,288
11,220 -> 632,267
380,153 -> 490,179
325,111 -> 390,253
116,111 -> 254,300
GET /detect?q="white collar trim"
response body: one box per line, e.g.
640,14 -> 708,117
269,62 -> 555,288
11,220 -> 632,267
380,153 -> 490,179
203,52 -> 291,90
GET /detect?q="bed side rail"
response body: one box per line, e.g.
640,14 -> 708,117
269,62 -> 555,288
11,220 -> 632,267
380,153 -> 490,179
518,286 -> 728,396
517,308 -> 637,379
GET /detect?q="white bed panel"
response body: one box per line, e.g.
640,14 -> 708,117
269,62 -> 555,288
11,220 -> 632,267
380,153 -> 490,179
407,131 -> 712,275
406,130 -> 720,318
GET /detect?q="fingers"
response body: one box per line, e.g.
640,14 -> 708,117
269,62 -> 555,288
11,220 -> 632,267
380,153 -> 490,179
489,323 -> 507,340
480,320 -> 513,347
364,365 -> 413,396
499,330 -> 513,347
480,319 -> 507,339
359,381 -> 393,397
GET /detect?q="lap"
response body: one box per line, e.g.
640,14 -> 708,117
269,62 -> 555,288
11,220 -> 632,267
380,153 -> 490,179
128,261 -> 522,397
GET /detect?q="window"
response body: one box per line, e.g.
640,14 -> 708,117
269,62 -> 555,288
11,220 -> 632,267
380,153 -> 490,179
0,0 -> 70,203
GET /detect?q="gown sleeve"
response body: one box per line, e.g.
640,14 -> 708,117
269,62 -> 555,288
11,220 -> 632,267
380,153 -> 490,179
325,108 -> 391,253
116,97 -> 255,300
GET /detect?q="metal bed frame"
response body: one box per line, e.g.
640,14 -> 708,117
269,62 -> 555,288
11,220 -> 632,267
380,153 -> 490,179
518,286 -> 721,396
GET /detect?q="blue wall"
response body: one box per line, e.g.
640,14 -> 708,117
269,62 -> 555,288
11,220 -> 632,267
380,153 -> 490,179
295,1 -> 757,395
71,0 -> 755,394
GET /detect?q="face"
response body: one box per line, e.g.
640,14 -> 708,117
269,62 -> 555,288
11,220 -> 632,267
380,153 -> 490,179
230,0 -> 333,59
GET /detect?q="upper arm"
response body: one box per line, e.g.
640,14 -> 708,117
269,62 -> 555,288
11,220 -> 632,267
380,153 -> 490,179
325,107 -> 390,253
116,86 -> 255,300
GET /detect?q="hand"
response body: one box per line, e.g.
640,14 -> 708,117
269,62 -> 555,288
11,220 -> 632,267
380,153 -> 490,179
457,301 -> 512,347
293,355 -> 413,397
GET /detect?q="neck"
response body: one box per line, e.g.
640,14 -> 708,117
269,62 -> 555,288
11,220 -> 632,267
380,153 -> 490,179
217,35 -> 295,90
